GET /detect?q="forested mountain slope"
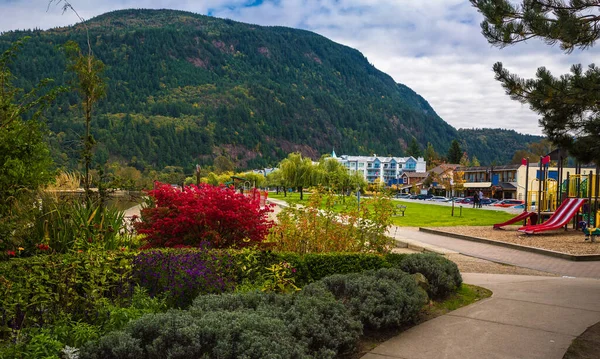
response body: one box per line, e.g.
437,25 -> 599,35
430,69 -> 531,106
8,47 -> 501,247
0,9 -> 539,170
459,129 -> 544,165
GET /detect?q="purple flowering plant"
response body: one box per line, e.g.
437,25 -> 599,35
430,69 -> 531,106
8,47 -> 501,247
132,245 -> 235,307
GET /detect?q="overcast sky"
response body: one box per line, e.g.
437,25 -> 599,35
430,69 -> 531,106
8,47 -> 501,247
1,0 -> 597,136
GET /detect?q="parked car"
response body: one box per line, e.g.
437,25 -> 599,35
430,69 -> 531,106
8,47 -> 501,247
479,198 -> 495,206
416,194 -> 433,200
493,199 -> 525,208
428,196 -> 449,202
455,197 -> 473,204
409,194 -> 419,199
395,193 -> 411,199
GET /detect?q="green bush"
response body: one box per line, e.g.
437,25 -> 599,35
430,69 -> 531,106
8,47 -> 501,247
300,252 -> 388,284
0,287 -> 167,359
229,250 -> 389,287
0,251 -> 133,341
283,292 -> 362,356
190,290 -> 361,357
395,253 -> 462,299
80,310 -> 308,359
302,268 -> 427,330
82,288 -> 362,359
229,251 -> 462,299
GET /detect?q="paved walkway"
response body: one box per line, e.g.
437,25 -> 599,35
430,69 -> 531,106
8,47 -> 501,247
363,273 -> 600,359
389,227 -> 600,279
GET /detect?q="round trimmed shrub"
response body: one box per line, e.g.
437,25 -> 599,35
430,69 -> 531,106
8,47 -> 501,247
303,268 -> 427,330
80,310 -> 308,359
395,253 -> 462,299
190,290 -> 362,358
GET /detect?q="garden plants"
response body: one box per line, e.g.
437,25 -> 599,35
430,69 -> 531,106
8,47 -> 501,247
268,189 -> 395,253
134,183 -> 274,249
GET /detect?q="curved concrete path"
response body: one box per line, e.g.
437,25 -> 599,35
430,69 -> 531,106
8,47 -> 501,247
388,226 -> 600,279
363,273 -> 600,359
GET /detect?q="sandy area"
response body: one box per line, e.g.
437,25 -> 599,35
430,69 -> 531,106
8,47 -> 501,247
431,225 -> 600,255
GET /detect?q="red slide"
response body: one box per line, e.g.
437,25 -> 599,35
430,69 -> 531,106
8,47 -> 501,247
493,211 -> 537,229
518,198 -> 586,234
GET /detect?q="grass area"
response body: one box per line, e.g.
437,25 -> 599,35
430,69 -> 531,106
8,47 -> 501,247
390,201 -> 515,227
349,284 -> 492,358
268,192 -> 515,227
426,284 -> 493,313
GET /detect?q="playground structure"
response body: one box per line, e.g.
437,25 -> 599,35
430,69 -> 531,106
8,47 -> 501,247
493,211 -> 538,229
494,151 -> 600,236
518,198 -> 586,234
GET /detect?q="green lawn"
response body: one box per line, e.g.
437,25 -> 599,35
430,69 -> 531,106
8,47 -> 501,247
390,200 -> 515,227
268,192 -> 515,227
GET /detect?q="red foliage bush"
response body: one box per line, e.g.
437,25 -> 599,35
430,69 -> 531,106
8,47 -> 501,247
134,183 -> 274,249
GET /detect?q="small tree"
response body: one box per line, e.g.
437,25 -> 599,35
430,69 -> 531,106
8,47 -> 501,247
459,152 -> 471,166
64,40 -> 106,198
266,169 -> 286,195
447,140 -> 462,164
424,142 -> 438,168
407,137 -> 422,158
279,152 -> 314,200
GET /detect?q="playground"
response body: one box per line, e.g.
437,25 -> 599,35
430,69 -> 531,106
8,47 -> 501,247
437,161 -> 600,256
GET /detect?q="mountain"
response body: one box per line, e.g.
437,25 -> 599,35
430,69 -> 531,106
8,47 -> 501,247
0,9 -> 540,171
458,129 -> 544,165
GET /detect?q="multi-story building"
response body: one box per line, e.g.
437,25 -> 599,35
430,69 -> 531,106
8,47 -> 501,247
333,152 -> 427,184
456,164 -> 595,200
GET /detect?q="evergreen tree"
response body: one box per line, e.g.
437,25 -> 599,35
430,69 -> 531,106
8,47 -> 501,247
447,140 -> 462,164
407,137 -> 422,158
424,142 -> 437,163
471,0 -> 600,165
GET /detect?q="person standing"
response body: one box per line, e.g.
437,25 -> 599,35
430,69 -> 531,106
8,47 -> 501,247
473,191 -> 479,208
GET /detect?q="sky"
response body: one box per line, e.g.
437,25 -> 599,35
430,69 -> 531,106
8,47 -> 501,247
1,0 -> 597,136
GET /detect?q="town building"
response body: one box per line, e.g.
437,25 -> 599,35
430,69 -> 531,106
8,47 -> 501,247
332,152 -> 427,184
456,163 -> 596,201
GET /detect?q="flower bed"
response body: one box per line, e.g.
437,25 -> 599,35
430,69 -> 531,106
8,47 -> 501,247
1,250 -> 462,358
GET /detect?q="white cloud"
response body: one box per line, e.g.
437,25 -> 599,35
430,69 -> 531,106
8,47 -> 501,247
2,0 -> 598,136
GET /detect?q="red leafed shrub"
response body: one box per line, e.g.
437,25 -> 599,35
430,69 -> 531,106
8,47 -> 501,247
134,183 -> 274,249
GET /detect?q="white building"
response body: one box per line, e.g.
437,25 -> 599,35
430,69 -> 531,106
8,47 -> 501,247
333,151 -> 427,184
